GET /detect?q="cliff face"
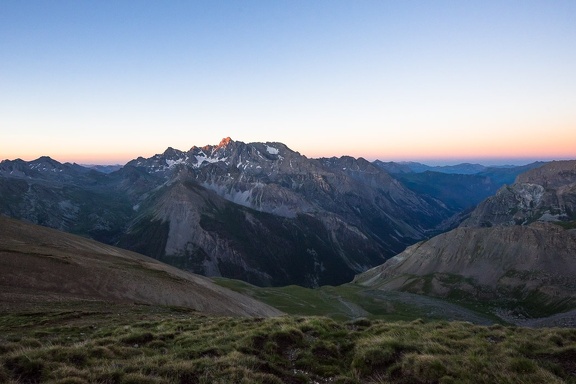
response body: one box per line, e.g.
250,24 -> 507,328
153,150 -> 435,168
355,161 -> 576,317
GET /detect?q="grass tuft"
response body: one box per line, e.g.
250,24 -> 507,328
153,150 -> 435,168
4,354 -> 46,383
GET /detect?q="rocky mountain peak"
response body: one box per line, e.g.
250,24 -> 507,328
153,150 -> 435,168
30,156 -> 61,169
162,147 -> 186,160
217,136 -> 233,148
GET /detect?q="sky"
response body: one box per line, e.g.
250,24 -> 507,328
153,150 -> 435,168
1,1 -> 575,165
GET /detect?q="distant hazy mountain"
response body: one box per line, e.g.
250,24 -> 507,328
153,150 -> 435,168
373,160 -> 490,175
0,216 -> 281,317
387,162 -> 546,213
84,164 -> 124,173
355,160 -> 576,318
0,138 -> 454,287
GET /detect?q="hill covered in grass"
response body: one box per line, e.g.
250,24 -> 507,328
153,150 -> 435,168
0,216 -> 281,317
1,301 -> 575,383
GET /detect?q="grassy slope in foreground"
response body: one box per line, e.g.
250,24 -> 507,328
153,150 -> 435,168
1,301 -> 576,383
0,216 -> 281,317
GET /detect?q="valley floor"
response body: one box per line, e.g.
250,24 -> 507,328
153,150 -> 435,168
212,278 -> 576,328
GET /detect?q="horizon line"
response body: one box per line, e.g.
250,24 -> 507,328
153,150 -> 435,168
3,153 -> 572,168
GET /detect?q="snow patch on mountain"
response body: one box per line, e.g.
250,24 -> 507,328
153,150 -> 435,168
166,157 -> 187,167
194,154 -> 227,168
266,145 -> 279,155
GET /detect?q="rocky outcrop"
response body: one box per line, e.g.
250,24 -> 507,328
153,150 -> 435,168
462,161 -> 576,227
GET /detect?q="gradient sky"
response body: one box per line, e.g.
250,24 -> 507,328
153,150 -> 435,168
1,1 -> 575,165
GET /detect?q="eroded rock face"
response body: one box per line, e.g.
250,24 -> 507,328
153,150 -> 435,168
461,161 -> 576,227
461,183 -> 545,227
355,223 -> 576,317
356,223 -> 576,287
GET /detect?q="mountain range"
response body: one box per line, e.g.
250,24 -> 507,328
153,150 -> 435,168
377,161 -> 545,213
0,137 -> 551,289
374,160 -> 522,175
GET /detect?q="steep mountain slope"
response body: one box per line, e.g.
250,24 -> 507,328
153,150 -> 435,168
118,177 -> 384,287
355,160 -> 576,318
0,216 -> 281,317
355,223 -> 576,316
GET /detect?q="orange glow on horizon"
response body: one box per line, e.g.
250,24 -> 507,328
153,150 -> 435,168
5,141 -> 576,166
1,151 -> 150,165
301,120 -> 576,163
3,120 -> 575,165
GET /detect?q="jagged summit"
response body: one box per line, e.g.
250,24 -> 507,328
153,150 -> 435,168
129,138 -> 298,176
218,136 -> 233,148
189,137 -> 234,153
